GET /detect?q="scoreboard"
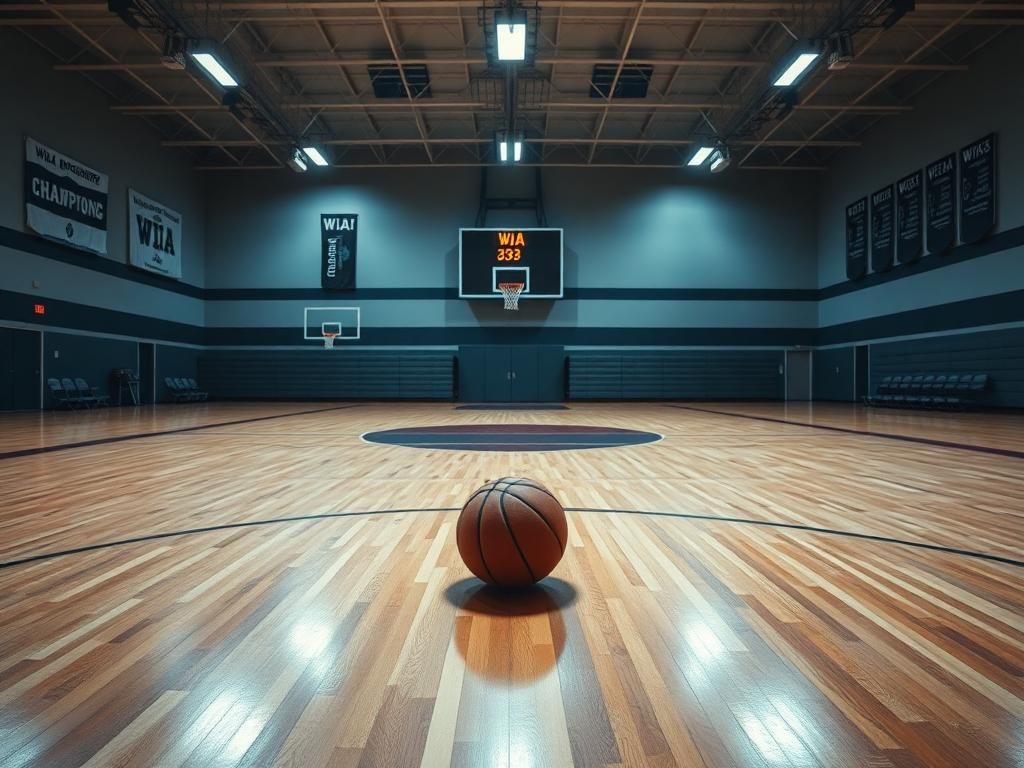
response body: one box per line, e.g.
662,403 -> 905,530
459,228 -> 564,300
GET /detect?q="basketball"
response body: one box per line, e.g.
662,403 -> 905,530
456,477 -> 568,587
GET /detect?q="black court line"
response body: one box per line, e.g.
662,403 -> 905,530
670,404 -> 1024,460
0,404 -> 363,461
455,404 -> 570,411
1,505 -> 1020,571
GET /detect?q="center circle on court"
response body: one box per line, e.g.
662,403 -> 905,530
361,424 -> 662,452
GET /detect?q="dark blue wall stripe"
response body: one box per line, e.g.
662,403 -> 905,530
818,225 -> 1024,300
0,225 -> 203,298
0,288 -> 204,345
4,283 -> 1019,350
816,289 -> 1024,346
204,326 -> 816,347
7,221 -> 1022,304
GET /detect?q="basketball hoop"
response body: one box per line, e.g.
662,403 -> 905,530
322,331 -> 339,349
498,282 -> 524,311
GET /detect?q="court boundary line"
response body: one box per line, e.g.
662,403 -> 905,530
1,506 -> 1020,571
0,404 -> 364,461
668,404 -> 1024,460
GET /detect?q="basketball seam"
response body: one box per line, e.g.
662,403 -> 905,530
502,485 -> 566,554
498,488 -> 538,584
460,478 -> 505,507
505,478 -> 562,505
474,485 -> 500,584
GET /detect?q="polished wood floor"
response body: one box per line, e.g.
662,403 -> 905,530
0,402 -> 1021,767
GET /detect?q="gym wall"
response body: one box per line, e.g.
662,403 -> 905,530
815,32 -> 1024,404
201,165 -> 819,349
0,30 -> 205,400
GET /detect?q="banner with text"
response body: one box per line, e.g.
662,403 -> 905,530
24,137 -> 108,254
895,170 -> 923,263
959,133 -> 996,244
925,153 -> 956,254
870,184 -> 895,273
845,197 -> 868,279
321,214 -> 358,289
128,188 -> 182,279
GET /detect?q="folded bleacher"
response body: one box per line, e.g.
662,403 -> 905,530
865,373 -> 989,409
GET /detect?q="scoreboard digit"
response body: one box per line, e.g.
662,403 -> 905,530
459,228 -> 564,300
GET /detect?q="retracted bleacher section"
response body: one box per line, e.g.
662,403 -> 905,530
568,350 -> 783,400
199,350 -> 455,400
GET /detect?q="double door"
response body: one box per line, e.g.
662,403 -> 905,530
460,345 -> 564,402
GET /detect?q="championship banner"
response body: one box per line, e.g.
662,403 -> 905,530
845,197 -> 868,280
895,170 -> 923,264
870,184 -> 895,273
925,153 -> 956,254
959,133 -> 996,244
321,213 -> 357,289
24,137 -> 108,254
129,189 -> 182,279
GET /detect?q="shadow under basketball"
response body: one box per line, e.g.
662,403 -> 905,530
445,577 -> 576,683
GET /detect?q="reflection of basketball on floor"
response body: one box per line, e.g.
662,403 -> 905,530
446,578 -> 574,683
456,477 -> 568,587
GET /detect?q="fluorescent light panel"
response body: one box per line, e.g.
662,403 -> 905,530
496,21 -> 527,61
513,141 -> 522,162
773,52 -> 819,86
302,147 -> 329,166
687,146 -> 714,166
190,52 -> 238,87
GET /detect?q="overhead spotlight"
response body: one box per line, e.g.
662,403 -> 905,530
687,145 -> 715,167
496,131 -> 523,163
161,35 -> 188,71
190,45 -> 240,88
287,148 -> 308,173
827,32 -> 854,70
302,146 -> 330,167
709,146 -> 731,174
495,9 -> 528,61
773,42 -> 821,87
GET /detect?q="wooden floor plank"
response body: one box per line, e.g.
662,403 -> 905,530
0,402 -> 1021,767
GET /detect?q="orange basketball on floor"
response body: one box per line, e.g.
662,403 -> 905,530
456,477 -> 568,588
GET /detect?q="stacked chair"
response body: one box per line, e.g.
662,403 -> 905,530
165,377 -> 209,402
866,373 -> 989,409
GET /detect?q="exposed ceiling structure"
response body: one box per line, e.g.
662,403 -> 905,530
4,0 -> 1021,171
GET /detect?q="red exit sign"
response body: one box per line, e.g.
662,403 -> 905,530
33,304 -> 46,315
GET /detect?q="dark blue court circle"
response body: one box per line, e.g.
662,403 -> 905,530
361,424 -> 662,452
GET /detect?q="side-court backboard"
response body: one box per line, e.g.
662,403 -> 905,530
303,307 -> 361,346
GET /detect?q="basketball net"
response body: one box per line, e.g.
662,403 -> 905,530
498,282 -> 524,311
322,332 -> 338,349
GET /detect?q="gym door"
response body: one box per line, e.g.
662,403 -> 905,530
460,345 -> 564,402
0,328 -> 41,410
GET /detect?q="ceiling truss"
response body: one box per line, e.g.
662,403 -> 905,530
3,0 -> 1019,170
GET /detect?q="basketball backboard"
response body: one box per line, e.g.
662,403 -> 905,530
303,307 -> 361,346
459,228 -> 563,300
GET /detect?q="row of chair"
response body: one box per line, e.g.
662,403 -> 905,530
866,373 -> 989,409
48,378 -> 111,409
165,377 -> 208,402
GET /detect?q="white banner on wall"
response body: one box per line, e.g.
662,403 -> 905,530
25,137 -> 109,254
128,188 -> 182,279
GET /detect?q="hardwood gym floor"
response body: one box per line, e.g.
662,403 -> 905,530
0,403 -> 1021,767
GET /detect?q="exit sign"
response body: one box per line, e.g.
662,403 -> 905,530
33,304 -> 45,315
